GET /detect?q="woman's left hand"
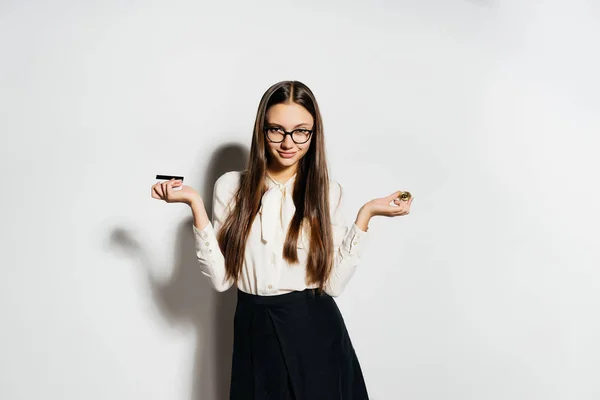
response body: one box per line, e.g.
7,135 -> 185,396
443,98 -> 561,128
364,191 -> 414,218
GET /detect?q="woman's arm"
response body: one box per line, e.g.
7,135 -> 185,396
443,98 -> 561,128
354,205 -> 373,232
191,173 -> 238,292
325,182 -> 372,297
325,182 -> 414,297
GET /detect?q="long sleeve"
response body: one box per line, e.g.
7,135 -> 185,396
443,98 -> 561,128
325,181 -> 367,297
192,172 -> 239,292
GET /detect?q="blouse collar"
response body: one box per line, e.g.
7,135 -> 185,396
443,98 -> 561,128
259,172 -> 304,246
266,172 -> 297,190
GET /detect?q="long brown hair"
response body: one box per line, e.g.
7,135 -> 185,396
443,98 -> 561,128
216,80 -> 334,291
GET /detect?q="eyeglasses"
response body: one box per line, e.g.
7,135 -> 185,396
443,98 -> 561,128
264,127 -> 313,144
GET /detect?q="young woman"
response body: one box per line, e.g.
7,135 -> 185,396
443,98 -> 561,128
151,80 -> 413,399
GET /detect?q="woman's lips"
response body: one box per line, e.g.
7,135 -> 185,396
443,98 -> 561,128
278,151 -> 296,159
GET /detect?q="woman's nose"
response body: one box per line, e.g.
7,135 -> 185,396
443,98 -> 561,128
281,135 -> 295,148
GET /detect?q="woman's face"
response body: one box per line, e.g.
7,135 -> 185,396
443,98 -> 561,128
264,102 -> 314,171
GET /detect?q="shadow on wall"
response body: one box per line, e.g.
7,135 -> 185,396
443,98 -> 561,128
110,143 -> 249,400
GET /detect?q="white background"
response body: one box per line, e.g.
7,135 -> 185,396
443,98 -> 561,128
1,0 -> 599,399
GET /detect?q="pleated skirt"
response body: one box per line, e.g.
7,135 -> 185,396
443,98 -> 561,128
230,288 -> 369,400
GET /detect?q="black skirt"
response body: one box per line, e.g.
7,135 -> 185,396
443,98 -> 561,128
230,288 -> 369,400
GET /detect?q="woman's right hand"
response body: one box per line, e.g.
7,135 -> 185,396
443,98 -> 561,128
151,179 -> 202,206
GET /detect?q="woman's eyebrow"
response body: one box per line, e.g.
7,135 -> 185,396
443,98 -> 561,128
266,122 -> 311,128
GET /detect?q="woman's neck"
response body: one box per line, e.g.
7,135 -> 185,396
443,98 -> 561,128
266,164 -> 297,184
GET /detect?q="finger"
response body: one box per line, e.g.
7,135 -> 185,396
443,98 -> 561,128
165,181 -> 174,201
395,204 -> 410,215
166,180 -> 180,200
385,191 -> 402,201
152,185 -> 163,199
383,191 -> 402,203
161,181 -> 170,198
167,178 -> 180,192
155,182 -> 164,199
384,205 -> 406,216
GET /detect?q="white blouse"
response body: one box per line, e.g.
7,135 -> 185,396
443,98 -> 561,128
193,171 -> 367,297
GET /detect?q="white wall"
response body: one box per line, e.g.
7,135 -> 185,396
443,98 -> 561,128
1,0 -> 599,399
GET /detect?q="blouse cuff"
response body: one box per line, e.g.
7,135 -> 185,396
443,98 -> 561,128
342,223 -> 367,254
193,222 -> 219,259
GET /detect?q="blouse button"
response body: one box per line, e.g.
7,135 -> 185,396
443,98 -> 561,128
268,285 -> 273,289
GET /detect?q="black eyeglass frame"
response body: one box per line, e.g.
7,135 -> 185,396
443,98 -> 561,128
263,127 -> 314,144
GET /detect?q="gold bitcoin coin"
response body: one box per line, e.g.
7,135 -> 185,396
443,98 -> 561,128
397,191 -> 411,201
